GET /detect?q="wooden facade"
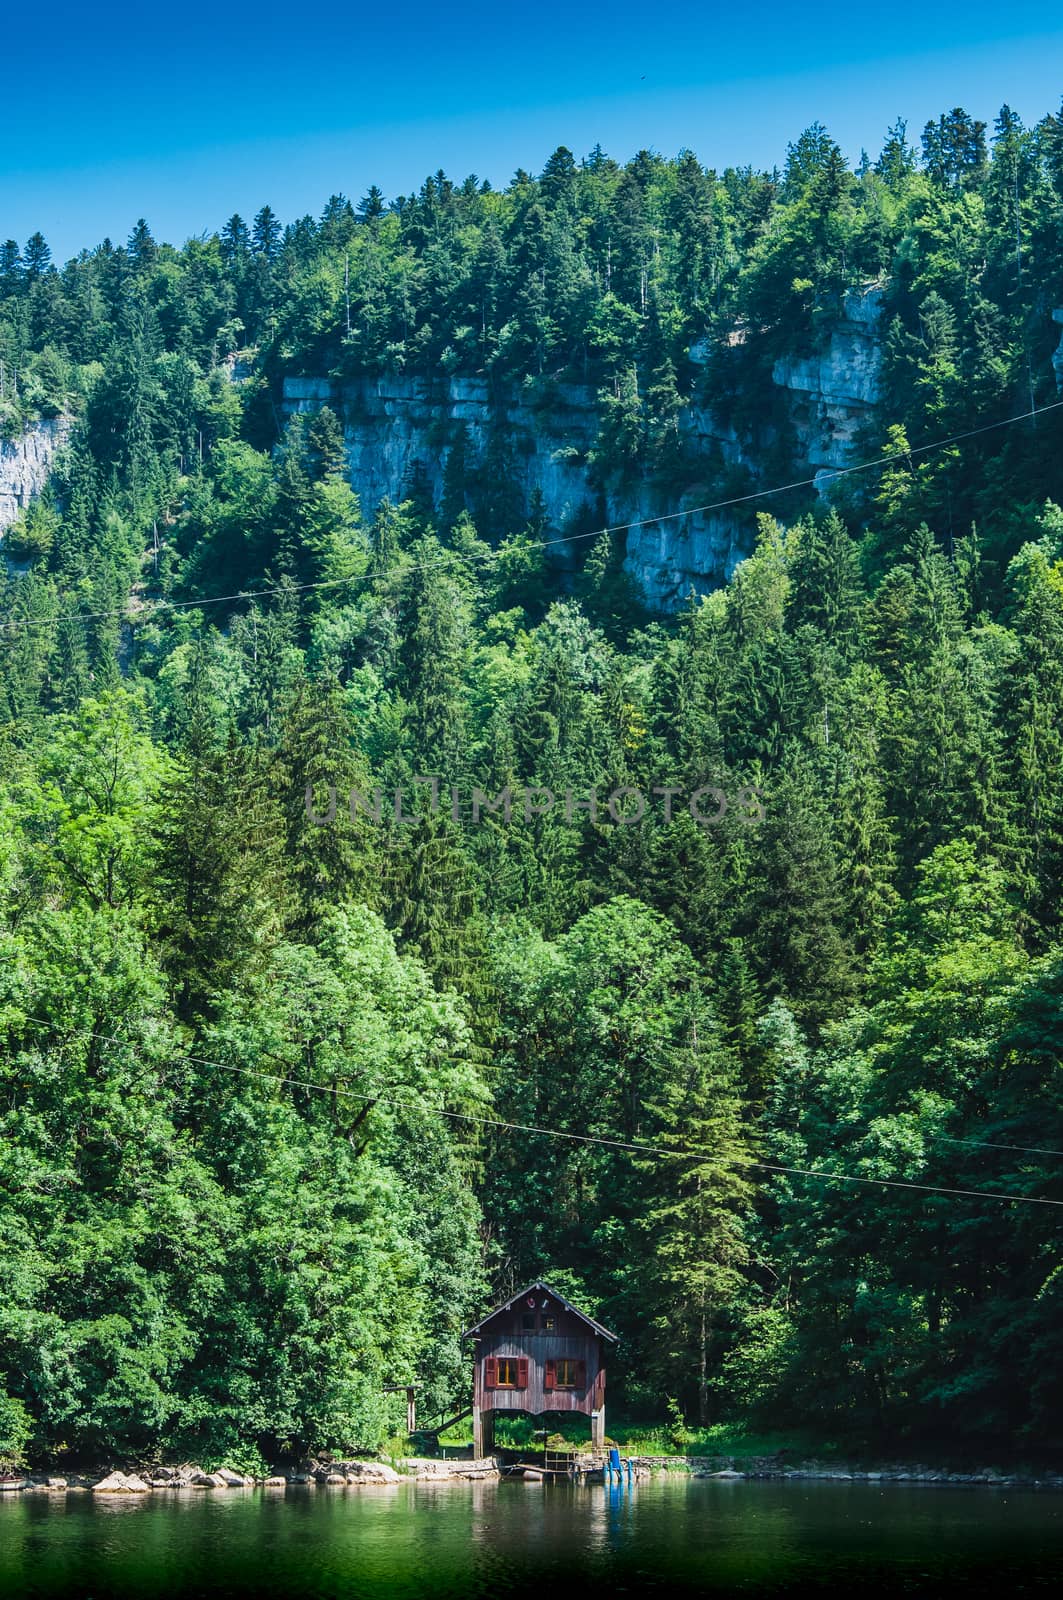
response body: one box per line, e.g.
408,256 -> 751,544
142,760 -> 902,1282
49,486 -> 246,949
463,1281 -> 617,1457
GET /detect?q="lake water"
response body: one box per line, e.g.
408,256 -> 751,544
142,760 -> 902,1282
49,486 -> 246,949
1,1477 -> 1061,1598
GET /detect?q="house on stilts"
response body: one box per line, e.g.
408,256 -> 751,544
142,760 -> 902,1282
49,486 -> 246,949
463,1281 -> 617,1457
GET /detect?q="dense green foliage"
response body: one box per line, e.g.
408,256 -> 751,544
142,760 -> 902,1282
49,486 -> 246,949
2,105 -> 1063,1467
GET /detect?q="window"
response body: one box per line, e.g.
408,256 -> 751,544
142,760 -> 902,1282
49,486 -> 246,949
485,1355 -> 528,1390
521,1313 -> 536,1331
545,1357 -> 586,1391
543,1315 -> 555,1331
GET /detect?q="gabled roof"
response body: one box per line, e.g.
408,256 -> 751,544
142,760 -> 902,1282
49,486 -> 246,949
462,1280 -> 618,1342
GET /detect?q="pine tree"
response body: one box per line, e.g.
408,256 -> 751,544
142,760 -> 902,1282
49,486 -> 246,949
0,240 -> 23,296
440,422 -> 472,532
23,232 -> 52,279
633,1004 -> 751,1423
220,214 -> 251,268
740,752 -> 855,1017
786,510 -> 865,645
126,219 -> 157,272
251,205 -> 281,262
150,662 -> 277,1023
273,675 -> 376,936
383,811 -> 486,996
357,185 -> 386,221
1004,523 -> 1063,940
399,534 -> 471,774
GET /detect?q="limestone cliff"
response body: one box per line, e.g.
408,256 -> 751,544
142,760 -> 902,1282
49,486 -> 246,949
284,287 -> 885,610
0,417 -> 72,536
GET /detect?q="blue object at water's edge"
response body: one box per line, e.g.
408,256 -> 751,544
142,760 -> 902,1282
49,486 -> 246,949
2,1477 -> 1062,1598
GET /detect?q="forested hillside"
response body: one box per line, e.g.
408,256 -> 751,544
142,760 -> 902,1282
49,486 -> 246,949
2,104 -> 1063,1471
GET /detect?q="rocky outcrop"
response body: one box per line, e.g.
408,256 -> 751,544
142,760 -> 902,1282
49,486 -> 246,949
283,290 -> 885,611
92,1471 -> 151,1493
0,417 -> 72,534
285,371 -> 604,543
770,286 -> 884,477
284,368 -> 753,611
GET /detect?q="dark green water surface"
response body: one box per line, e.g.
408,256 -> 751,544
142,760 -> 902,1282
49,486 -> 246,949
1,1478 -> 1061,1598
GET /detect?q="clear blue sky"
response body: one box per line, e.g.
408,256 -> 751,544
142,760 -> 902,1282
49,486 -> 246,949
4,1 -> 1062,261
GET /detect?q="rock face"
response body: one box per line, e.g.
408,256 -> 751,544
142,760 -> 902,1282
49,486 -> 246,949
283,290 -> 886,611
770,287 -> 884,472
0,417 -> 71,535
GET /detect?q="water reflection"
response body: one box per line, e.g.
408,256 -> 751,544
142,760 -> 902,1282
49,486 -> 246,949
1,1478 -> 1061,1598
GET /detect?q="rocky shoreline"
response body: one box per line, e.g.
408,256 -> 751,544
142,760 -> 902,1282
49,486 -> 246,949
635,1455 -> 1063,1488
0,1456 -> 500,1494
3,1453 -> 1062,1494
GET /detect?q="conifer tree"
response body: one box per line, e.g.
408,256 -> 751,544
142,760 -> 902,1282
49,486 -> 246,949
631,1005 -> 751,1423
399,534 -> 471,775
273,675 -> 377,936
150,658 -> 277,1023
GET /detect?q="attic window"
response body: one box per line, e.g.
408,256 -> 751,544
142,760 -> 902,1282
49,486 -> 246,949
521,1313 -> 536,1331
543,1314 -> 555,1331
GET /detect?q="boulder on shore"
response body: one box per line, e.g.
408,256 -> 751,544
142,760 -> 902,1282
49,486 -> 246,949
342,1461 -> 401,1484
92,1472 -> 150,1494
312,1459 -> 401,1485
405,1457 -> 499,1479
149,1465 -> 195,1485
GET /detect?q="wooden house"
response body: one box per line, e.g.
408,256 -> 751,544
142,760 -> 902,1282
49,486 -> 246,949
463,1281 -> 617,1456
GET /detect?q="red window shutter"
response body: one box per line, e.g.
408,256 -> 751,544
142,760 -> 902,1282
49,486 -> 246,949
544,1359 -> 556,1391
485,1356 -> 497,1390
517,1357 -> 529,1389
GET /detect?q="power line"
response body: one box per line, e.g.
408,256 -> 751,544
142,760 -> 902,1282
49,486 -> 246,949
439,1055 -> 1063,1162
14,1014 -> 1063,1210
20,1010 -> 1063,1164
2,397 -> 1061,637
937,1134 -> 1063,1158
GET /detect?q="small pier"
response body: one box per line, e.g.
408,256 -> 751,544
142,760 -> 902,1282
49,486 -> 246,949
501,1446 -> 640,1484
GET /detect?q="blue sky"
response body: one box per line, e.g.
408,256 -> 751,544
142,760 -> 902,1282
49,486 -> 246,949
4,1 -> 1062,261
